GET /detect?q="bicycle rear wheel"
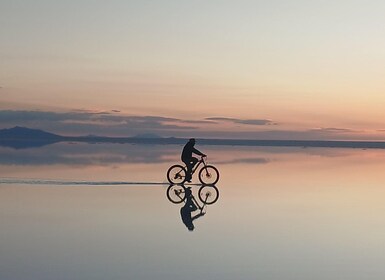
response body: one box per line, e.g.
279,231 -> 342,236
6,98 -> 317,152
166,184 -> 186,204
198,165 -> 219,185
167,164 -> 187,184
198,185 -> 219,205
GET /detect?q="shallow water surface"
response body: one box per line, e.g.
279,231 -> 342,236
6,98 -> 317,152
1,143 -> 385,279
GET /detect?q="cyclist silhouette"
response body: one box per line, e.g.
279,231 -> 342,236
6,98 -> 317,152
180,187 -> 205,231
181,138 -> 206,182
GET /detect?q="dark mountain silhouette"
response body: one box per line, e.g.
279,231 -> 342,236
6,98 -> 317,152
0,126 -> 62,139
2,126 -> 385,149
0,126 -> 63,149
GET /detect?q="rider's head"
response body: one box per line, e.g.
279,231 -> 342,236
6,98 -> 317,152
189,138 -> 196,145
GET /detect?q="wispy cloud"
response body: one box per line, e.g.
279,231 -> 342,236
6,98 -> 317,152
213,157 -> 269,165
0,110 -> 380,140
309,127 -> 361,133
0,110 -> 198,136
206,117 -> 276,126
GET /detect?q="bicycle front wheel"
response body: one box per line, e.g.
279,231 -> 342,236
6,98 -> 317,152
167,164 -> 187,184
198,165 -> 219,185
198,185 -> 219,205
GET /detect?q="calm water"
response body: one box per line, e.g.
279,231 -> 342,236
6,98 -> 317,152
2,143 -> 385,280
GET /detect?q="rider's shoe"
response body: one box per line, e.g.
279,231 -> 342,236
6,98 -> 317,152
185,174 -> 192,182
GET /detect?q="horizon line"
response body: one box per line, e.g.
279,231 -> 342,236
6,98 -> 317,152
3,126 -> 385,149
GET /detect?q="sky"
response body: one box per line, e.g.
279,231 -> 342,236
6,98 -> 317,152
1,0 -> 385,139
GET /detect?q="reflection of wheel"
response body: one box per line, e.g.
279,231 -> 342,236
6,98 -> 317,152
166,185 -> 186,204
198,185 -> 219,205
198,165 -> 219,185
167,165 -> 187,184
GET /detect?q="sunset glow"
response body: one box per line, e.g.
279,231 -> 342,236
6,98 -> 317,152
1,0 -> 385,139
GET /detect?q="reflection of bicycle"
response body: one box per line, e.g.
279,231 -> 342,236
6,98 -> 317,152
166,184 -> 220,206
167,156 -> 220,185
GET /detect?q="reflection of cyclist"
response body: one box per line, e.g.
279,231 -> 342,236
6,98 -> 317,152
180,187 -> 205,231
181,138 -> 206,182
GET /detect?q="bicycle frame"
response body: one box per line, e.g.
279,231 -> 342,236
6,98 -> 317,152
167,156 -> 218,185
189,157 -> 207,176
174,187 -> 207,213
191,193 -> 208,212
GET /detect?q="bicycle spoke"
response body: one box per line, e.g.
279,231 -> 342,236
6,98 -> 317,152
166,185 -> 186,204
167,165 -> 187,184
198,165 -> 219,185
198,185 -> 219,205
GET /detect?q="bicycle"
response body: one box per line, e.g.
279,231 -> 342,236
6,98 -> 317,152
167,156 -> 220,185
166,184 -> 220,206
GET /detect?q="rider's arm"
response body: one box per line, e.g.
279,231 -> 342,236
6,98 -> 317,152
192,148 -> 206,157
192,212 -> 205,221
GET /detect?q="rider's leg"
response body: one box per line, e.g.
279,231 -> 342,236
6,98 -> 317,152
187,157 -> 198,181
184,157 -> 198,182
186,191 -> 198,211
191,157 -> 198,168
189,201 -> 198,212
183,160 -> 193,181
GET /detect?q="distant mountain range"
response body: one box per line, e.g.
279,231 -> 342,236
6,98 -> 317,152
0,126 -> 61,139
0,126 -> 177,149
2,126 -> 385,149
0,126 -> 63,149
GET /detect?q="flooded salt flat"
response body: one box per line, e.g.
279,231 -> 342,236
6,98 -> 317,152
2,143 -> 385,280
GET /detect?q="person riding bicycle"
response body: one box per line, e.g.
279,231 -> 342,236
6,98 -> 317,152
180,187 -> 205,231
181,138 -> 206,182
